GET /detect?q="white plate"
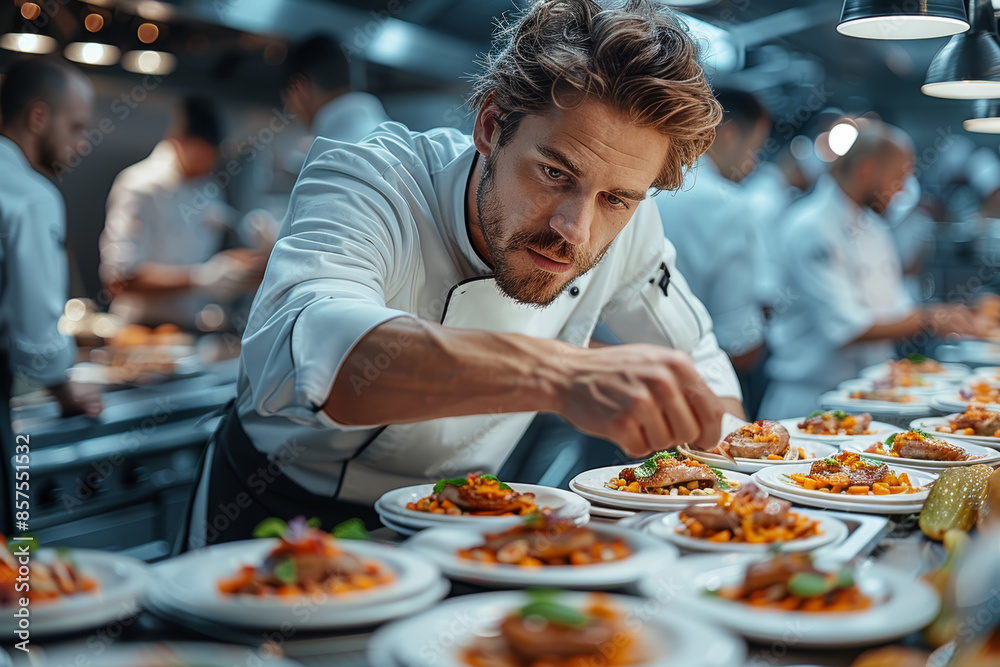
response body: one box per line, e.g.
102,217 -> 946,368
368,591 -> 746,667
839,377 -> 950,396
910,414 -> 1000,448
569,465 -> 751,510
820,390 -> 932,417
403,523 -> 678,589
642,554 -> 939,648
646,509 -> 848,554
972,366 -> 1000,380
0,549 -> 148,638
753,463 -> 934,504
377,512 -> 419,535
9,642 -> 304,666
931,388 -> 1000,413
585,502 -> 636,519
841,438 -> 1000,469
375,483 -> 589,528
146,539 -> 445,629
752,472 -> 928,515
778,417 -> 903,444
861,361 -> 970,383
680,440 -> 839,474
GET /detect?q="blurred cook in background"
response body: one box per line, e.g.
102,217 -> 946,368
761,119 -> 990,418
99,96 -> 268,330
0,58 -> 104,531
281,35 -> 390,143
658,87 -> 770,415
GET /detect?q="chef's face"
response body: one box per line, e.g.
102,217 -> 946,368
473,98 -> 670,306
867,146 -> 913,215
38,77 -> 93,174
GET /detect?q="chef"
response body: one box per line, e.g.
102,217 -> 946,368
99,96 -> 267,329
281,35 -> 390,143
182,0 -> 743,550
0,59 -> 103,531
761,119 -> 987,418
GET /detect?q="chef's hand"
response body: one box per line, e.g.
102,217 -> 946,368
558,344 -> 727,458
50,381 -> 103,418
926,304 -> 993,339
193,249 -> 268,301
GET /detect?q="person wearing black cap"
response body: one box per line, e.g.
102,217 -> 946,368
99,96 -> 267,329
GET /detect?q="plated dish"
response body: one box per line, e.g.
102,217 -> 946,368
911,411 -> 1000,447
403,515 -> 676,589
854,430 -> 997,467
796,410 -> 875,436
645,553 -> 940,647
604,451 -> 736,497
570,464 -> 751,512
648,508 -> 847,554
406,473 -> 538,517
784,452 -> 924,497
368,590 -> 747,667
1,536 -> 98,606
819,390 -> 931,417
861,358 -> 969,383
933,404 -> 1000,437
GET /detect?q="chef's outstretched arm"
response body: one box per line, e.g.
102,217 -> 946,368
324,315 -> 728,457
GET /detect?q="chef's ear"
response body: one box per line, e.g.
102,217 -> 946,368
473,98 -> 503,157
25,101 -> 51,135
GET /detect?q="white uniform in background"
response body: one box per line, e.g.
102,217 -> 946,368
312,92 -> 390,143
99,141 -> 235,327
761,176 -> 913,418
657,157 -> 766,357
742,161 -> 801,308
0,136 -> 75,387
188,123 -> 741,541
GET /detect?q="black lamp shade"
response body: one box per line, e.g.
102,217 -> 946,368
838,0 -> 969,39
964,99 -> 1000,132
923,2 -> 1000,99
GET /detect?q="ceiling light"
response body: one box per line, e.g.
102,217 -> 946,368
121,50 -> 177,75
137,23 -> 159,44
84,13 -> 104,32
964,99 -> 1000,131
64,41 -> 120,66
0,33 -> 57,54
20,3 -> 41,21
923,0 -> 1000,98
837,0 -> 969,39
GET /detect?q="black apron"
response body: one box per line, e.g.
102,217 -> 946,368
0,352 -> 14,536
173,400 -> 381,554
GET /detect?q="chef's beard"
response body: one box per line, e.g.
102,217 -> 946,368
475,152 -> 611,307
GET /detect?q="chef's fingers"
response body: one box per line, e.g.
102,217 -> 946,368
648,372 -> 698,448
681,376 -> 725,452
633,393 -> 672,454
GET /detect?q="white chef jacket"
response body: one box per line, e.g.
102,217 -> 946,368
223,122 -> 740,506
99,141 -> 234,327
761,176 -> 914,418
312,92 -> 390,144
742,161 -> 800,308
657,157 -> 767,357
0,136 -> 75,387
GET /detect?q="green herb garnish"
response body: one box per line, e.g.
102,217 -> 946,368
307,517 -> 322,529
252,517 -> 288,539
634,451 -> 676,479
788,572 -> 835,598
832,410 -> 848,420
709,465 -> 730,490
518,601 -> 589,628
907,353 -> 927,364
273,558 -> 296,585
884,433 -> 896,447
807,410 -> 824,419
912,428 -> 931,438
433,477 -> 469,494
480,474 -> 511,491
331,518 -> 369,541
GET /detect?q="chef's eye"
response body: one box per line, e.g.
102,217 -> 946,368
543,165 -> 567,181
605,193 -> 627,210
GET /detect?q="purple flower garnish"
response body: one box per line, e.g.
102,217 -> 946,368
960,390 -> 973,400
286,515 -> 309,541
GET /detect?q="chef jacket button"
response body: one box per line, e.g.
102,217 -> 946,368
569,286 -> 580,297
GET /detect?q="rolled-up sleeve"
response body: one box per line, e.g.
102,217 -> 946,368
600,203 -> 742,400
4,189 -> 74,387
240,143 -> 416,428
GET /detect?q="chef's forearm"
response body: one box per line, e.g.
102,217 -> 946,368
852,311 -> 923,343
107,262 -> 196,294
324,317 -> 572,425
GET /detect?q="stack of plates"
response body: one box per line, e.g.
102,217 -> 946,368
375,483 -> 590,535
10,642 -> 305,667
911,414 -> 1000,450
369,591 -> 746,667
819,390 -> 932,418
751,464 -> 935,514
860,361 -> 970,384
569,465 -> 752,511
145,539 -> 448,630
403,523 -> 678,589
839,376 -> 951,396
679,439 -> 840,474
931,386 -> 1000,413
0,549 -> 149,638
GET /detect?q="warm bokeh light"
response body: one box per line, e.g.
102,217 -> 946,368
20,3 -> 41,20
137,23 -> 159,44
64,41 -> 121,66
84,13 -> 104,32
121,50 -> 177,75
0,33 -> 58,54
828,121 -> 860,157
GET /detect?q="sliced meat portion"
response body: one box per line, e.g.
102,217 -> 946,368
951,406 -> 1000,437
809,453 -> 888,487
483,518 -> 597,561
439,483 -> 532,513
682,504 -> 740,532
892,431 -> 970,461
720,420 -> 790,459
501,615 -> 614,660
843,412 -> 872,435
742,553 -> 816,593
635,457 -> 719,489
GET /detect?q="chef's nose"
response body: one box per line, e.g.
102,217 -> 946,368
549,196 -> 592,247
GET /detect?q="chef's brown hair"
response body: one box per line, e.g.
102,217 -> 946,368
469,0 -> 721,191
